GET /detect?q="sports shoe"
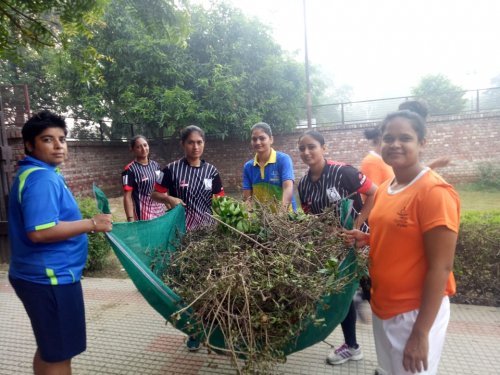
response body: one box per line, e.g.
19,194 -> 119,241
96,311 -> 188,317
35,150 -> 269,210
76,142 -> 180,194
186,336 -> 200,352
374,368 -> 388,375
326,343 -> 363,365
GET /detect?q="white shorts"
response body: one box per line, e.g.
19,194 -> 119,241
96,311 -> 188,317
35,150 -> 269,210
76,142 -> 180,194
372,296 -> 450,375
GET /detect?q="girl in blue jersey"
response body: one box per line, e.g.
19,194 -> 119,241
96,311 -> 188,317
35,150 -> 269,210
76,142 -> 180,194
242,122 -> 297,212
8,111 -> 113,375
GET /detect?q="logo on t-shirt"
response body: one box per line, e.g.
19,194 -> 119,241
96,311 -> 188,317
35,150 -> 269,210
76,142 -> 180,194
204,178 -> 213,190
269,170 -> 280,183
326,186 -> 341,203
395,206 -> 409,227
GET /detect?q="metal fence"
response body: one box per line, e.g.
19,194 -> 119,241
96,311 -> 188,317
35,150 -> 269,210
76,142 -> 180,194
301,87 -> 500,127
3,86 -> 500,139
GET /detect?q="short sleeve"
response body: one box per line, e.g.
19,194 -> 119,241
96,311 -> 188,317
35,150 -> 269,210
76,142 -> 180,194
212,170 -> 224,195
154,166 -> 172,194
279,153 -> 295,182
122,167 -> 135,191
242,161 -> 252,190
419,185 -> 460,233
22,171 -> 60,232
339,165 -> 372,195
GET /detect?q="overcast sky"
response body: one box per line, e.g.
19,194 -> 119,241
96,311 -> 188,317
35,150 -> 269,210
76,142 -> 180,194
207,0 -> 500,100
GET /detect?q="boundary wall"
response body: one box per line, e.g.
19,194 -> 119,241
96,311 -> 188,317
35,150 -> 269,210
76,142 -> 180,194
6,112 -> 500,198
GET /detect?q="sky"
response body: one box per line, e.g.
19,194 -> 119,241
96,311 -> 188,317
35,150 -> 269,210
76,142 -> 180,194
201,0 -> 500,101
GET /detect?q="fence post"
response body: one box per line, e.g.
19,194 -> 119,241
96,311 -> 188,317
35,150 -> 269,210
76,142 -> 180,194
341,103 -> 345,125
99,120 -> 104,141
476,90 -> 480,113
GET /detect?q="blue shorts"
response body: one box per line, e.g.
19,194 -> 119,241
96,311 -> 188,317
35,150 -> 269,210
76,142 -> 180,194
9,276 -> 86,362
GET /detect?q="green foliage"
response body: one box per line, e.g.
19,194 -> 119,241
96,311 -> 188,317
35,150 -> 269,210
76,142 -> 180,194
2,0 -> 312,140
473,161 -> 500,190
0,0 -> 109,62
452,210 -> 500,306
412,74 -> 466,115
76,197 -> 112,272
211,196 -> 259,233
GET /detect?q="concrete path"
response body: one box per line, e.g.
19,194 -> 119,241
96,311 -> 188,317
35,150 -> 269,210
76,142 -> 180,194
1,270 -> 499,374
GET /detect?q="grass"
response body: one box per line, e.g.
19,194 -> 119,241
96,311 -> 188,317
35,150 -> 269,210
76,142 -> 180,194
455,184 -> 500,212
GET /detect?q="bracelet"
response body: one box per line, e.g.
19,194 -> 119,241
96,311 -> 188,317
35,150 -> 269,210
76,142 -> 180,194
89,218 -> 97,234
127,216 -> 134,222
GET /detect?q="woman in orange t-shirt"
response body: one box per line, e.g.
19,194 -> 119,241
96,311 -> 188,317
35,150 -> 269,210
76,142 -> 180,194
360,127 -> 394,186
345,110 -> 460,375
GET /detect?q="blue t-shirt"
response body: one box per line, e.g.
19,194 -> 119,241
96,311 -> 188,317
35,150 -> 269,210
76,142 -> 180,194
242,149 -> 297,211
8,156 -> 87,285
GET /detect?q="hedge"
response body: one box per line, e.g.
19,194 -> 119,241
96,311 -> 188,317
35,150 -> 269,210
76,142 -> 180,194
76,197 -> 112,272
452,210 -> 500,306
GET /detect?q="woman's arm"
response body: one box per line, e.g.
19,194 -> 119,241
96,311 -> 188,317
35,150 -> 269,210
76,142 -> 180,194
151,191 -> 184,207
242,190 -> 252,202
342,229 -> 370,248
28,214 -> 113,243
281,180 -> 294,211
123,190 -> 135,222
354,183 -> 377,229
402,225 -> 457,373
427,156 -> 451,170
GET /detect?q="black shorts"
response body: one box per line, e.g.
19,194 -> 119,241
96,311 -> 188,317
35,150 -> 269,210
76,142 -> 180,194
9,276 -> 86,362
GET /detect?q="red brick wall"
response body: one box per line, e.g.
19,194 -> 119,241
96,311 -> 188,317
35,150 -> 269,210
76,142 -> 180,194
7,113 -> 500,197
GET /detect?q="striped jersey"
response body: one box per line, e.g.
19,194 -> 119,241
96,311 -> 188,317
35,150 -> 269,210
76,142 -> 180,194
154,158 -> 224,231
122,160 -> 165,220
298,160 -> 372,231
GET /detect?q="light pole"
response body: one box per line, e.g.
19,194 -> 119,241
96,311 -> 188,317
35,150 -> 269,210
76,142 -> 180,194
303,0 -> 313,128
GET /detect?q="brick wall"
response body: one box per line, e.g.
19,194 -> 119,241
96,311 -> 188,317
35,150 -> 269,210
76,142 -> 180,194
7,112 -> 500,197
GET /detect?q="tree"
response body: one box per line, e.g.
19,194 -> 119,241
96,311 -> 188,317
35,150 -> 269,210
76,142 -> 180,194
411,74 -> 466,115
0,0 -> 108,61
3,0 -> 318,139
177,2 -> 307,137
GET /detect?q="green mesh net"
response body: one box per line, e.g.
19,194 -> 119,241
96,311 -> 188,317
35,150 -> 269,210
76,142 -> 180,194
93,185 -> 359,356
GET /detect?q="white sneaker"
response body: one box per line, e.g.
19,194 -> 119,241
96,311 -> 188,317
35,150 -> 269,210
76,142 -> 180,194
326,343 -> 363,365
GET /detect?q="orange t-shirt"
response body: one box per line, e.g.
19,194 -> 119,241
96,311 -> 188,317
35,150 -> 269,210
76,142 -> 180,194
368,168 -> 460,320
360,151 -> 394,186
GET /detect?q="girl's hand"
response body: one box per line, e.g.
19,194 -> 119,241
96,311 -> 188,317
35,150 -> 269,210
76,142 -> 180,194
403,330 -> 429,373
168,196 -> 186,207
342,229 -> 370,248
92,214 -> 113,233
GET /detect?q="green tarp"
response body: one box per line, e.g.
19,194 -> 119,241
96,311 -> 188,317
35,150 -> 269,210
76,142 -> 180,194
93,185 -> 358,356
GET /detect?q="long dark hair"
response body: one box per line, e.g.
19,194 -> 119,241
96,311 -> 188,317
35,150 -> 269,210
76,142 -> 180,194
180,125 -> 205,143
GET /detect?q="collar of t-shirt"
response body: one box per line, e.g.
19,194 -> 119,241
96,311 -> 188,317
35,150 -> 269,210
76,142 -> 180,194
307,159 -> 345,183
253,148 -> 277,167
20,155 -> 60,173
182,157 -> 206,168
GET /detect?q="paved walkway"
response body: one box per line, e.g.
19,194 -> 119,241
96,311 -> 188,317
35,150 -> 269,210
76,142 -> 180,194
1,269 -> 499,374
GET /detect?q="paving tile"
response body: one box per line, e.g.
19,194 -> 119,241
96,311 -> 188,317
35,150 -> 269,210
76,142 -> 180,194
1,270 -> 499,374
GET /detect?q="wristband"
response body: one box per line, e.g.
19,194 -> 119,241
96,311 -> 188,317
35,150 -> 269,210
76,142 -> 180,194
89,218 -> 97,234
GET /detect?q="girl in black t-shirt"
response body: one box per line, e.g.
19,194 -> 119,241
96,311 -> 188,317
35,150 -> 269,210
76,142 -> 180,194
297,130 -> 377,366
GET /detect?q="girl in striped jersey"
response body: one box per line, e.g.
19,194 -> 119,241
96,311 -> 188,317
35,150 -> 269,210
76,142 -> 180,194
297,130 -> 377,366
152,125 -> 224,232
122,136 -> 166,222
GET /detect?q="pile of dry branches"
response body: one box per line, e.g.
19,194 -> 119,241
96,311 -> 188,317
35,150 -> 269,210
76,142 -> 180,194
162,198 -> 364,373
